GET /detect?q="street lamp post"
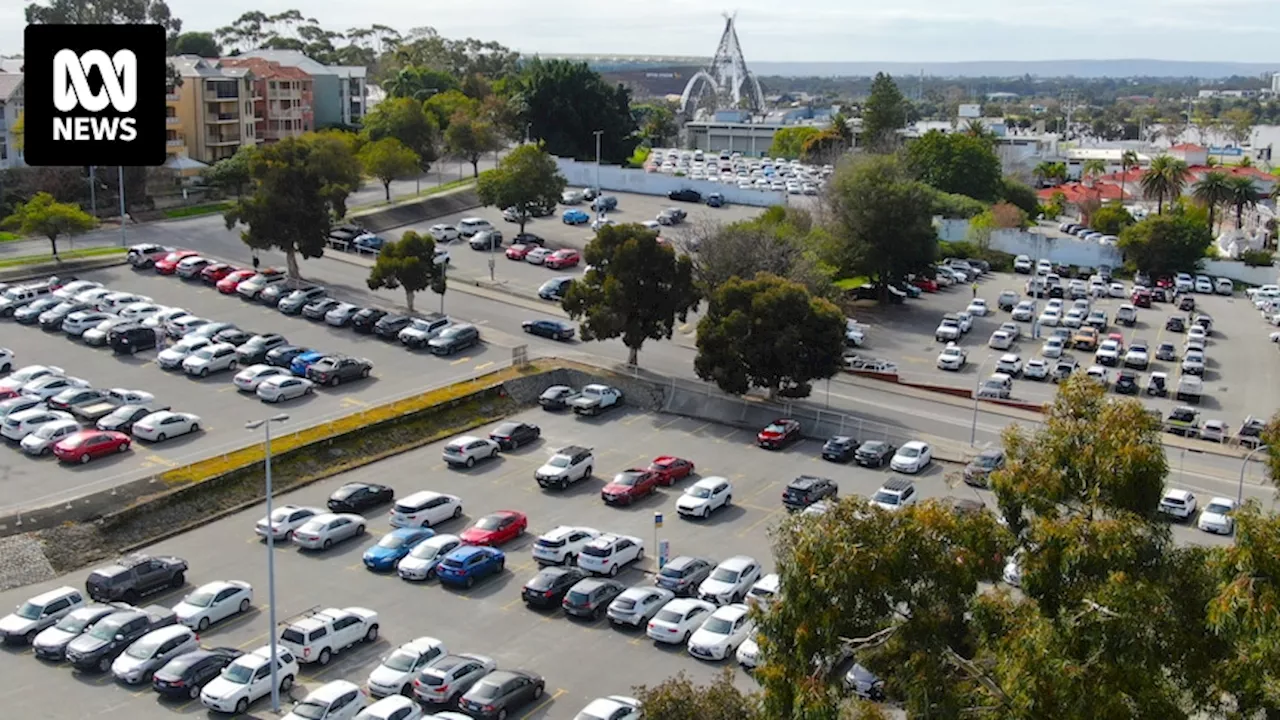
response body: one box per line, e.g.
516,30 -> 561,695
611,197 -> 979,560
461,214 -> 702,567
593,130 -> 604,195
245,413 -> 289,712
1238,443 -> 1267,506
118,166 -> 127,247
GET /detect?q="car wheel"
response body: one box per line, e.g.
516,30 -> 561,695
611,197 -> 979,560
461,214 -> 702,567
489,448 -> 498,459
98,655 -> 112,672
401,683 -> 413,697
724,494 -> 732,507
188,684 -> 200,699
681,630 -> 691,644
119,442 -> 129,453
124,590 -> 140,605
365,624 -> 379,642
465,456 -> 476,468
318,647 -> 331,665
199,367 -> 208,377
330,376 -> 341,387
361,367 -> 371,378
234,698 -> 249,714
79,453 -> 89,463
323,538 -> 333,550
198,616 -> 210,631
156,433 -> 167,442
239,598 -> 250,614
608,563 -> 619,577
280,674 -> 294,692
497,710 -> 508,720
637,547 -> 645,561
497,557 -> 505,572
533,683 -> 544,700
189,423 -> 199,433
229,360 -> 237,370
452,505 -> 463,519
465,576 -> 475,589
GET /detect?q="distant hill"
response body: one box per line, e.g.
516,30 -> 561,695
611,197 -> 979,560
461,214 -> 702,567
748,59 -> 1280,79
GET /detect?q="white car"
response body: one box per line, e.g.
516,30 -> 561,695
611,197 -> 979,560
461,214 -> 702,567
1023,358 -> 1049,380
646,598 -> 716,644
255,505 -> 323,541
1,409 -> 75,441
530,525 -> 600,565
687,604 -> 755,661
389,491 -> 463,528
676,476 -> 733,518
988,330 -> 1013,350
525,247 -> 553,265
62,310 -> 113,336
1095,340 -> 1121,365
1194,276 -> 1213,293
1013,255 -> 1032,273
1187,325 -> 1207,344
1197,497 -> 1237,535
74,287 -> 113,306
577,534 -> 645,577
292,513 -> 367,550
1182,350 -> 1205,375
1011,301 -> 1036,322
173,580 -> 253,630
1038,309 -> 1061,326
1124,346 -> 1149,369
356,696 -> 424,720
21,375 -> 89,400
574,697 -> 641,720
995,353 -> 1023,377
1108,282 -> 1127,298
0,347 -> 11,373
966,298 -> 989,317
441,435 -> 500,468
157,336 -> 212,369
698,555 -> 762,606
1085,365 -> 1109,385
607,586 -> 675,627
201,645 -> 300,714
256,375 -> 315,403
1042,336 -> 1065,358
396,533 -> 463,581
182,342 -> 238,377
428,224 -> 459,242
118,301 -> 164,320
0,365 -> 63,393
19,418 -> 79,456
143,307 -> 189,329
100,292 -> 151,312
937,343 -> 967,370
0,585 -> 84,645
890,440 -> 933,473
132,410 -> 201,442
1174,273 -> 1194,292
111,625 -> 199,685
955,312 -> 974,333
1062,308 -> 1086,328
1158,488 -> 1197,520
53,280 -> 101,300
167,315 -> 211,338
366,636 -> 447,698
234,364 -> 291,392
432,248 -> 450,266
844,318 -> 865,347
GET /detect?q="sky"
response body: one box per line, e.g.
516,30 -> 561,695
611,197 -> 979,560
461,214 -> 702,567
3,0 -> 1280,63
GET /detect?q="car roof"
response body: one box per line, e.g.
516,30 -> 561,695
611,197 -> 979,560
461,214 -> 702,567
692,475 -> 727,488
661,597 -> 709,613
882,477 -> 914,491
710,603 -> 750,621
719,555 -> 755,570
30,585 -> 80,604
305,679 -> 362,702
448,545 -> 489,560
1164,488 -> 1194,500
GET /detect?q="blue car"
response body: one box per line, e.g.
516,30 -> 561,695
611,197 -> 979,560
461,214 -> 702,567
290,350 -> 326,376
436,546 -> 505,589
562,209 -> 589,225
362,527 -> 435,571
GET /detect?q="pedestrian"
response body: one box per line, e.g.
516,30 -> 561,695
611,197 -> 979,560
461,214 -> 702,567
971,282 -> 978,298
252,253 -> 260,271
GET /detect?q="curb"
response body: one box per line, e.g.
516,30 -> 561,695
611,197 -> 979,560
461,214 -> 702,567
0,256 -> 129,282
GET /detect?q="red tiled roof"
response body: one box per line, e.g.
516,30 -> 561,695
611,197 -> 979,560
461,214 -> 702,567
1187,165 -> 1276,182
1037,181 -> 1126,204
218,57 -> 312,81
1170,143 -> 1206,152
1098,168 -> 1145,184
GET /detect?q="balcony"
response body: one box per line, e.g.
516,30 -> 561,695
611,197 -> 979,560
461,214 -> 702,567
205,92 -> 239,103
166,116 -> 180,125
206,135 -> 242,146
165,92 -> 181,101
205,112 -> 239,124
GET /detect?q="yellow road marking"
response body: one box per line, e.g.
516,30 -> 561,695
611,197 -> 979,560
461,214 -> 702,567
737,508 -> 779,538
526,687 -> 567,716
501,597 -> 524,612
339,397 -> 368,408
474,361 -> 494,371
450,357 -> 472,365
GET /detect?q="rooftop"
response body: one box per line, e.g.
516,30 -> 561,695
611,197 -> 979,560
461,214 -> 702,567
0,72 -> 21,100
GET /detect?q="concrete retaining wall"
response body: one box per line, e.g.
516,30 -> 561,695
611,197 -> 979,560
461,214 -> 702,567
937,218 -> 1124,268
554,158 -> 784,208
0,256 -> 129,283
352,189 -> 481,233
1202,258 -> 1279,286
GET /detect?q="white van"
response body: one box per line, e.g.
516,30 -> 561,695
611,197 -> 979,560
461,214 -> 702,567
457,218 -> 493,238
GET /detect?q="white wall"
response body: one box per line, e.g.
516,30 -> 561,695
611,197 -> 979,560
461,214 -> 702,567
938,217 -> 1124,267
554,158 -> 785,208
1202,259 -> 1279,286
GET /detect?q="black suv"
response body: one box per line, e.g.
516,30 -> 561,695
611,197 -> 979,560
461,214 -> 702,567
153,648 -> 244,698
374,314 -> 413,339
85,554 -> 188,604
429,324 -> 481,356
351,308 -> 387,333
854,441 -> 895,468
64,605 -> 177,672
782,476 -> 838,511
522,567 -> 586,609
653,556 -> 714,596
668,188 -> 701,203
821,436 -> 857,463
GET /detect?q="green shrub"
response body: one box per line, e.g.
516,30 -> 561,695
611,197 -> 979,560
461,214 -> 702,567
1240,248 -> 1275,267
931,191 -> 989,219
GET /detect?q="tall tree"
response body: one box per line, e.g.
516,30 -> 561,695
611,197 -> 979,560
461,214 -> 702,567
1140,155 -> 1189,213
360,97 -> 440,178
1,192 -> 97,257
366,230 -> 437,313
27,0 -> 183,89
224,132 -> 360,278
859,73 -> 907,152
1221,106 -> 1255,147
357,138 -> 420,202
170,31 -> 220,57
633,670 -> 762,720
423,90 -> 479,132
823,155 -> 938,302
631,103 -> 677,147
475,143 -> 566,233
1089,204 -> 1135,235
204,147 -> 254,199
386,28 -> 520,80
1117,213 -> 1213,277
1080,158 -> 1107,186
1119,148 -> 1140,201
517,59 -> 638,164
444,109 -> 502,178
1225,175 -> 1263,230
683,206 -> 834,298
767,127 -> 823,160
381,66 -> 458,102
694,273 -> 845,400
562,224 -> 699,367
1191,170 -> 1232,234
997,178 -> 1040,218
904,130 -> 1003,201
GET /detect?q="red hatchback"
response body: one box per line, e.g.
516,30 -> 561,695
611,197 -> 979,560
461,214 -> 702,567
505,243 -> 533,261
216,269 -> 257,294
757,418 -> 802,449
912,277 -> 939,293
200,263 -> 238,284
648,456 -> 694,486
601,469 -> 661,505
460,510 -> 527,546
154,250 -> 198,275
53,430 -> 130,464
544,249 -> 580,269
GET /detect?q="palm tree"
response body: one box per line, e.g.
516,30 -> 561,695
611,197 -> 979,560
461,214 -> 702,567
1118,149 -> 1139,201
1140,156 -> 1189,213
1191,171 -> 1232,235
1033,161 -> 1056,188
1226,175 -> 1263,230
1081,158 -> 1107,187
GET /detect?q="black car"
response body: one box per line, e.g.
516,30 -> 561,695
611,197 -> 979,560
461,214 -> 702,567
1178,295 -> 1196,312
264,344 -> 309,369
14,298 -> 59,324
538,385 -> 579,410
328,223 -> 365,247
97,404 -> 169,434
237,333 -> 289,365
428,324 -> 481,356
306,355 -> 373,386
522,567 -> 585,609
1165,316 -> 1185,333
85,554 -> 188,604
1114,370 -> 1139,395
782,476 -> 838,511
488,422 -> 541,450
854,440 -> 895,468
668,188 -> 702,203
39,301 -> 90,330
327,482 -> 394,513
513,233 -> 545,247
457,670 -> 546,720
963,449 -> 1005,488
561,578 -> 626,619
821,435 -> 857,463
654,555 -> 714,596
522,318 -> 575,341
152,648 -> 243,699
706,193 -> 725,207
214,327 -> 254,346
301,298 -> 342,320
64,606 -> 177,672
351,308 -> 387,333
374,314 -> 413,339
538,277 -> 573,301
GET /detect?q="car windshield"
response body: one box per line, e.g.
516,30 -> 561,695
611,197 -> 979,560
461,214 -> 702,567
184,588 -> 216,607
764,423 -> 785,433
409,543 -> 441,560
378,534 -> 408,549
33,423 -> 68,439
291,701 -> 328,720
900,447 -> 919,458
55,612 -> 92,632
125,636 -> 163,659
873,491 -> 901,505
546,456 -> 570,468
15,602 -> 41,620
89,617 -> 126,640
470,680 -> 503,700
978,454 -> 1001,468
709,568 -> 739,583
222,663 -> 254,684
687,486 -> 713,499
655,609 -> 684,624
566,591 -> 591,605
383,649 -> 419,672
476,516 -> 502,530
1206,503 -> 1233,514
702,617 -> 734,634
191,348 -> 216,360
613,473 -> 640,486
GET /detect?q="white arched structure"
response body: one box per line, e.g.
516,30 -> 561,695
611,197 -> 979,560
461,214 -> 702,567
677,14 -> 765,116
678,70 -> 721,116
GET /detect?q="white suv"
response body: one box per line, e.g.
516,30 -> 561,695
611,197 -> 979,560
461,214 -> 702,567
389,491 -> 463,528
577,534 -> 644,577
871,478 -> 918,511
201,644 -> 299,714
531,526 -> 600,565
697,556 -> 763,606
441,436 -> 500,468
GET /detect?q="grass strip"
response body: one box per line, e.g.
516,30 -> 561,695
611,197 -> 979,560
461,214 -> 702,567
0,246 -> 125,269
161,201 -> 234,219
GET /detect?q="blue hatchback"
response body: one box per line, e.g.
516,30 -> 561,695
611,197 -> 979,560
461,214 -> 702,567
290,350 -> 326,376
436,546 -> 505,589
362,527 -> 435,571
562,209 -> 589,225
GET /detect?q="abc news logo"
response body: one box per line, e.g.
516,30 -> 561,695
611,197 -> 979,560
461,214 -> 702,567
24,24 -> 166,166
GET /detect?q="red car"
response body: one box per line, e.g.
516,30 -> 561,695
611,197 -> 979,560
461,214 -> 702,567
757,418 -> 802,449
1130,288 -> 1152,308
911,277 -> 938,293
601,469 -> 661,505
154,250 -> 198,275
506,243 -> 533,261
544,249 -> 580,269
200,263 -> 238,284
216,269 -> 257,294
460,510 -> 527,546
53,430 -> 131,464
648,456 -> 694,486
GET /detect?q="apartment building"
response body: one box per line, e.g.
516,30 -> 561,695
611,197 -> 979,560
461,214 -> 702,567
167,56 -> 259,164
216,57 -> 315,143
0,71 -> 23,169
236,49 -> 367,127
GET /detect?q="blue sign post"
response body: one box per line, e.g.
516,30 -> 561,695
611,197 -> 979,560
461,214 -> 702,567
653,512 -> 663,568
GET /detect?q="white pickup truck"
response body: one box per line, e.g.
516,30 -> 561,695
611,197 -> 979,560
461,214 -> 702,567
570,384 -> 623,416
278,607 -> 379,666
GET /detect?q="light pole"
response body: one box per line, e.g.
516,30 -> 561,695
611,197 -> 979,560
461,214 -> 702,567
117,166 -> 127,247
970,354 -> 993,446
593,130 -> 603,194
1238,444 -> 1267,506
245,413 -> 289,712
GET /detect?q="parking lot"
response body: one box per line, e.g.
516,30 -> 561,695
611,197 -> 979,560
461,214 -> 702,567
850,270 -> 1279,430
0,399 -> 1232,720
0,266 -> 530,512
